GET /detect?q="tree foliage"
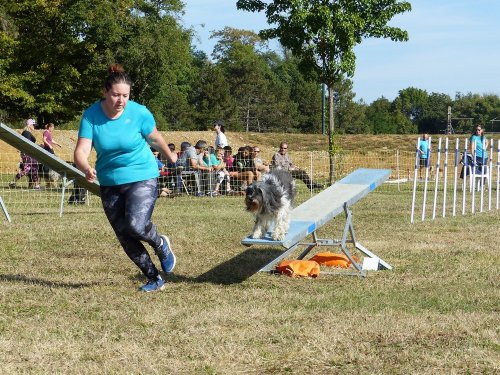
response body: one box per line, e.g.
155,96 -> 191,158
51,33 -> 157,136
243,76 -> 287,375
0,0 -> 498,135
237,0 -> 412,181
0,0 -> 190,128
205,27 -> 310,132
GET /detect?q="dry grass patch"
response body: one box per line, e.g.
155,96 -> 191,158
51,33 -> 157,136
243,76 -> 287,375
0,183 -> 499,374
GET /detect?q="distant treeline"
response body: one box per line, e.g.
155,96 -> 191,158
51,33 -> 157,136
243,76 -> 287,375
1,1 -> 498,134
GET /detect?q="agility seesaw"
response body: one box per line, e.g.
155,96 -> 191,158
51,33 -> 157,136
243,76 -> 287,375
0,123 -> 100,217
241,168 -> 393,276
0,195 -> 11,222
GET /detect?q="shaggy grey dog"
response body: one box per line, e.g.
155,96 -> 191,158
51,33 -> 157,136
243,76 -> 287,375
245,169 -> 296,241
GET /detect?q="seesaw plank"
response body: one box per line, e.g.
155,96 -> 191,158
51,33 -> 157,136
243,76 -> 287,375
0,123 -> 100,196
241,168 -> 391,248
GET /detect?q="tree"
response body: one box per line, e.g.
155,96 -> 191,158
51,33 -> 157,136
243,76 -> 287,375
0,3 -> 32,123
191,61 -> 237,130
327,75 -> 369,134
211,27 -> 298,132
1,0 -> 88,123
271,52 -> 322,133
1,0 -> 190,128
366,98 -> 397,134
419,92 -> 452,134
453,93 -> 500,133
337,100 -> 368,134
118,3 -> 194,130
237,0 -> 411,182
393,87 -> 428,124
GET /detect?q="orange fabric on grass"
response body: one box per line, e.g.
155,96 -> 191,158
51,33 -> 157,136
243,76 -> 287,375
309,252 -> 359,268
275,260 -> 320,278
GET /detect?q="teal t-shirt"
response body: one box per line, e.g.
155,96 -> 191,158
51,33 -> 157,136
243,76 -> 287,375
469,135 -> 488,159
419,140 -> 429,159
78,100 -> 159,186
203,153 -> 220,167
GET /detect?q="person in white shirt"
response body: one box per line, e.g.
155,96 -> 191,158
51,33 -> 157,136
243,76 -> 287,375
214,120 -> 228,148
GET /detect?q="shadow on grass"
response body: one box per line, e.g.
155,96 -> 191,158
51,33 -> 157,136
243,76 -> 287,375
167,247 -> 285,285
9,209 -> 102,217
0,274 -> 101,289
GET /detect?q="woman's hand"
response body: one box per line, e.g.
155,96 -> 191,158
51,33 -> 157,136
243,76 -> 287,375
84,167 -> 97,182
74,137 -> 96,182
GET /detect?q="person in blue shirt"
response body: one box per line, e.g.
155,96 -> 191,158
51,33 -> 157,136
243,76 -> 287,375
469,125 -> 489,171
74,64 -> 178,293
418,133 -> 430,179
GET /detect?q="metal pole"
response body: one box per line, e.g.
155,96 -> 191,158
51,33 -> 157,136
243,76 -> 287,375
447,106 -> 452,135
432,138 -> 441,220
321,84 -> 326,135
442,137 -> 449,218
0,196 -> 12,223
421,137 -> 432,221
410,137 -> 420,223
497,140 -> 500,210
462,139 -> 468,215
452,139 -> 459,217
488,139 -> 493,210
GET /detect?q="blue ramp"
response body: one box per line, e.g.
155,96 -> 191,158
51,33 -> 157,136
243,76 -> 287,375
241,168 -> 392,274
0,122 -> 100,196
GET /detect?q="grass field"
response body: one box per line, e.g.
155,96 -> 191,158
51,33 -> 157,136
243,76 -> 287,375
0,185 -> 498,374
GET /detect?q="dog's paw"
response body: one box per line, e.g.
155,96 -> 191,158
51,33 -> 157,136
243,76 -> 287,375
272,231 -> 286,241
251,229 -> 263,239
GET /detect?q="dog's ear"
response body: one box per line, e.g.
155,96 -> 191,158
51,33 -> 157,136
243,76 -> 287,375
257,186 -> 266,201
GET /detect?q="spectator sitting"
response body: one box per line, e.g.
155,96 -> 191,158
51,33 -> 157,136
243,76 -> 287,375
231,146 -> 257,190
151,147 -> 172,197
151,147 -> 166,172
208,147 -> 232,196
223,146 -> 235,169
201,145 -> 223,195
176,141 -> 192,170
177,140 -> 212,196
172,141 -> 191,192
252,145 -> 270,175
163,143 -> 179,190
271,142 -> 324,190
164,143 -> 177,171
223,145 -> 239,180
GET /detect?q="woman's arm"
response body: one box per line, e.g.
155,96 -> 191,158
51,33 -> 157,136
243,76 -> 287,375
74,137 -> 97,182
148,127 -> 177,164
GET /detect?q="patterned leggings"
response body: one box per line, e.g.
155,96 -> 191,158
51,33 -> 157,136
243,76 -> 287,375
100,178 -> 162,279
16,153 -> 39,183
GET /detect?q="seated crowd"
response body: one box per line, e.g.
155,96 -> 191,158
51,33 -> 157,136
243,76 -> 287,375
152,139 -> 323,197
8,118 -> 323,198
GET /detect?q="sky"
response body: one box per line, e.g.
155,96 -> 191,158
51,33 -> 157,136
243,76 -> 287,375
181,0 -> 500,104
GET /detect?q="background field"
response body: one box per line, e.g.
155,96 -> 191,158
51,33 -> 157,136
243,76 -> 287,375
0,129 -> 473,160
0,132 -> 499,374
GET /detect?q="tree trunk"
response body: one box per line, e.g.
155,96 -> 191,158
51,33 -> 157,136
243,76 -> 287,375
328,85 -> 336,184
246,97 -> 250,132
